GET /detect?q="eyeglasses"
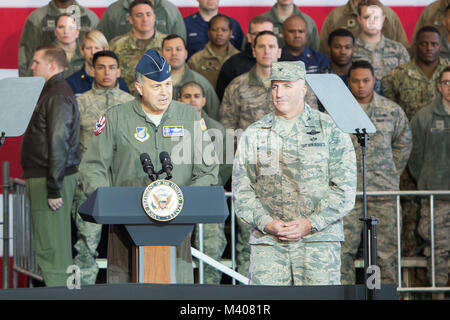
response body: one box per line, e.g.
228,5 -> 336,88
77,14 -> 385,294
439,80 -> 450,87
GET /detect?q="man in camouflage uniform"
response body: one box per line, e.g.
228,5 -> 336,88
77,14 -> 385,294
219,30 -> 279,277
342,60 -> 412,285
73,51 -> 135,285
18,0 -> 98,77
352,2 -> 410,80
409,66 -> 450,295
97,0 -> 186,42
109,0 -> 167,97
440,4 -> 450,59
382,26 -> 449,258
188,15 -> 239,89
233,61 -> 357,285
260,0 -> 319,50
161,34 -> 221,121
178,81 -> 231,284
79,49 -> 219,283
412,0 -> 450,44
216,15 -> 274,101
319,0 -> 408,56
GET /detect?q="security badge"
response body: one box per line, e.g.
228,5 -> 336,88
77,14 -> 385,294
135,127 -> 149,142
163,126 -> 184,137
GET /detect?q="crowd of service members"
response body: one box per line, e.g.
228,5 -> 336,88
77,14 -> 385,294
17,0 -> 449,298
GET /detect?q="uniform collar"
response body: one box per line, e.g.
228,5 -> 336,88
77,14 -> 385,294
434,97 -> 450,116
262,104 -> 312,131
356,34 -> 386,50
132,98 -> 175,123
91,82 -> 121,95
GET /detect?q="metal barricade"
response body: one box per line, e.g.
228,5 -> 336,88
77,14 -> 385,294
7,184 -> 449,291
11,178 -> 42,287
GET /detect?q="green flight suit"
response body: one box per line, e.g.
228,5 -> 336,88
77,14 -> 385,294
79,98 -> 218,283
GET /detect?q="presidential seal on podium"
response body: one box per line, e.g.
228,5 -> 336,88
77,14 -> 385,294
142,180 -> 184,222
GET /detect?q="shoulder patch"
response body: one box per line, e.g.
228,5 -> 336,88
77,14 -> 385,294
94,115 -> 106,136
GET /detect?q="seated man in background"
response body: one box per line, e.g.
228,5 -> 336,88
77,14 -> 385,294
279,15 -> 329,74
161,34 -> 221,121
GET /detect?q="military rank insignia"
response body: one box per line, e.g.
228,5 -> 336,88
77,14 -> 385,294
134,127 -> 149,142
94,115 -> 106,136
142,180 -> 184,222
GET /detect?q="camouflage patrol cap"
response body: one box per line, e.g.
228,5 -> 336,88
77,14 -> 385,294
135,49 -> 171,82
268,61 -> 306,81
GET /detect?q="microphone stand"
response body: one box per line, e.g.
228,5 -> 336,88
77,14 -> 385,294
355,128 -> 379,300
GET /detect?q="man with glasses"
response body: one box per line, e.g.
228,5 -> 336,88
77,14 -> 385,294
408,66 -> 450,299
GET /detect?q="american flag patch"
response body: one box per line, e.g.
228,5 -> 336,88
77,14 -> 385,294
94,115 -> 106,136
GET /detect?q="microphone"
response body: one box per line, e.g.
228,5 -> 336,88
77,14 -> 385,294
159,151 -> 173,180
140,153 -> 155,181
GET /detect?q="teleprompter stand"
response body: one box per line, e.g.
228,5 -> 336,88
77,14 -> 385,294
306,74 -> 379,300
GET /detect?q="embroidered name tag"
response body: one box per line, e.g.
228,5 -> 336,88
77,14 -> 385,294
163,126 -> 184,137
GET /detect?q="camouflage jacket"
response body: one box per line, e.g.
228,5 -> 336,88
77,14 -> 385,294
77,83 -> 135,157
60,41 -> 85,79
261,4 -> 319,51
109,30 -> 167,96
79,99 -> 218,197
352,93 -> 412,192
408,98 -> 450,196
18,0 -> 99,77
233,105 -> 357,245
412,0 -> 450,43
352,35 -> 410,79
219,66 -> 273,131
382,58 -> 450,120
173,64 -> 221,121
188,42 -> 239,89
97,0 -> 186,42
319,1 -> 409,55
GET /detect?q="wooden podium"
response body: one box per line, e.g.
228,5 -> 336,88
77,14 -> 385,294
78,185 -> 229,283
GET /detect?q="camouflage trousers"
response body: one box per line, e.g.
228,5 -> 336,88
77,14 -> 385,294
417,199 -> 450,287
71,186 -> 102,285
400,170 -> 421,256
341,198 -> 399,285
249,241 -> 341,285
193,223 -> 227,284
236,219 -> 251,277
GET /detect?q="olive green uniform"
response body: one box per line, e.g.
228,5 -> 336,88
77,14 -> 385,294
18,0 -> 99,77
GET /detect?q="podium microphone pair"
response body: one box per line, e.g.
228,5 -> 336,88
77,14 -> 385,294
140,151 -> 173,181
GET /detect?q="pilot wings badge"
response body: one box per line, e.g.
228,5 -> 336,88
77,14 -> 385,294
142,180 -> 183,222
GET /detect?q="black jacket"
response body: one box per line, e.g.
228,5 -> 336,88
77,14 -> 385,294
21,72 -> 80,198
215,42 -> 256,101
